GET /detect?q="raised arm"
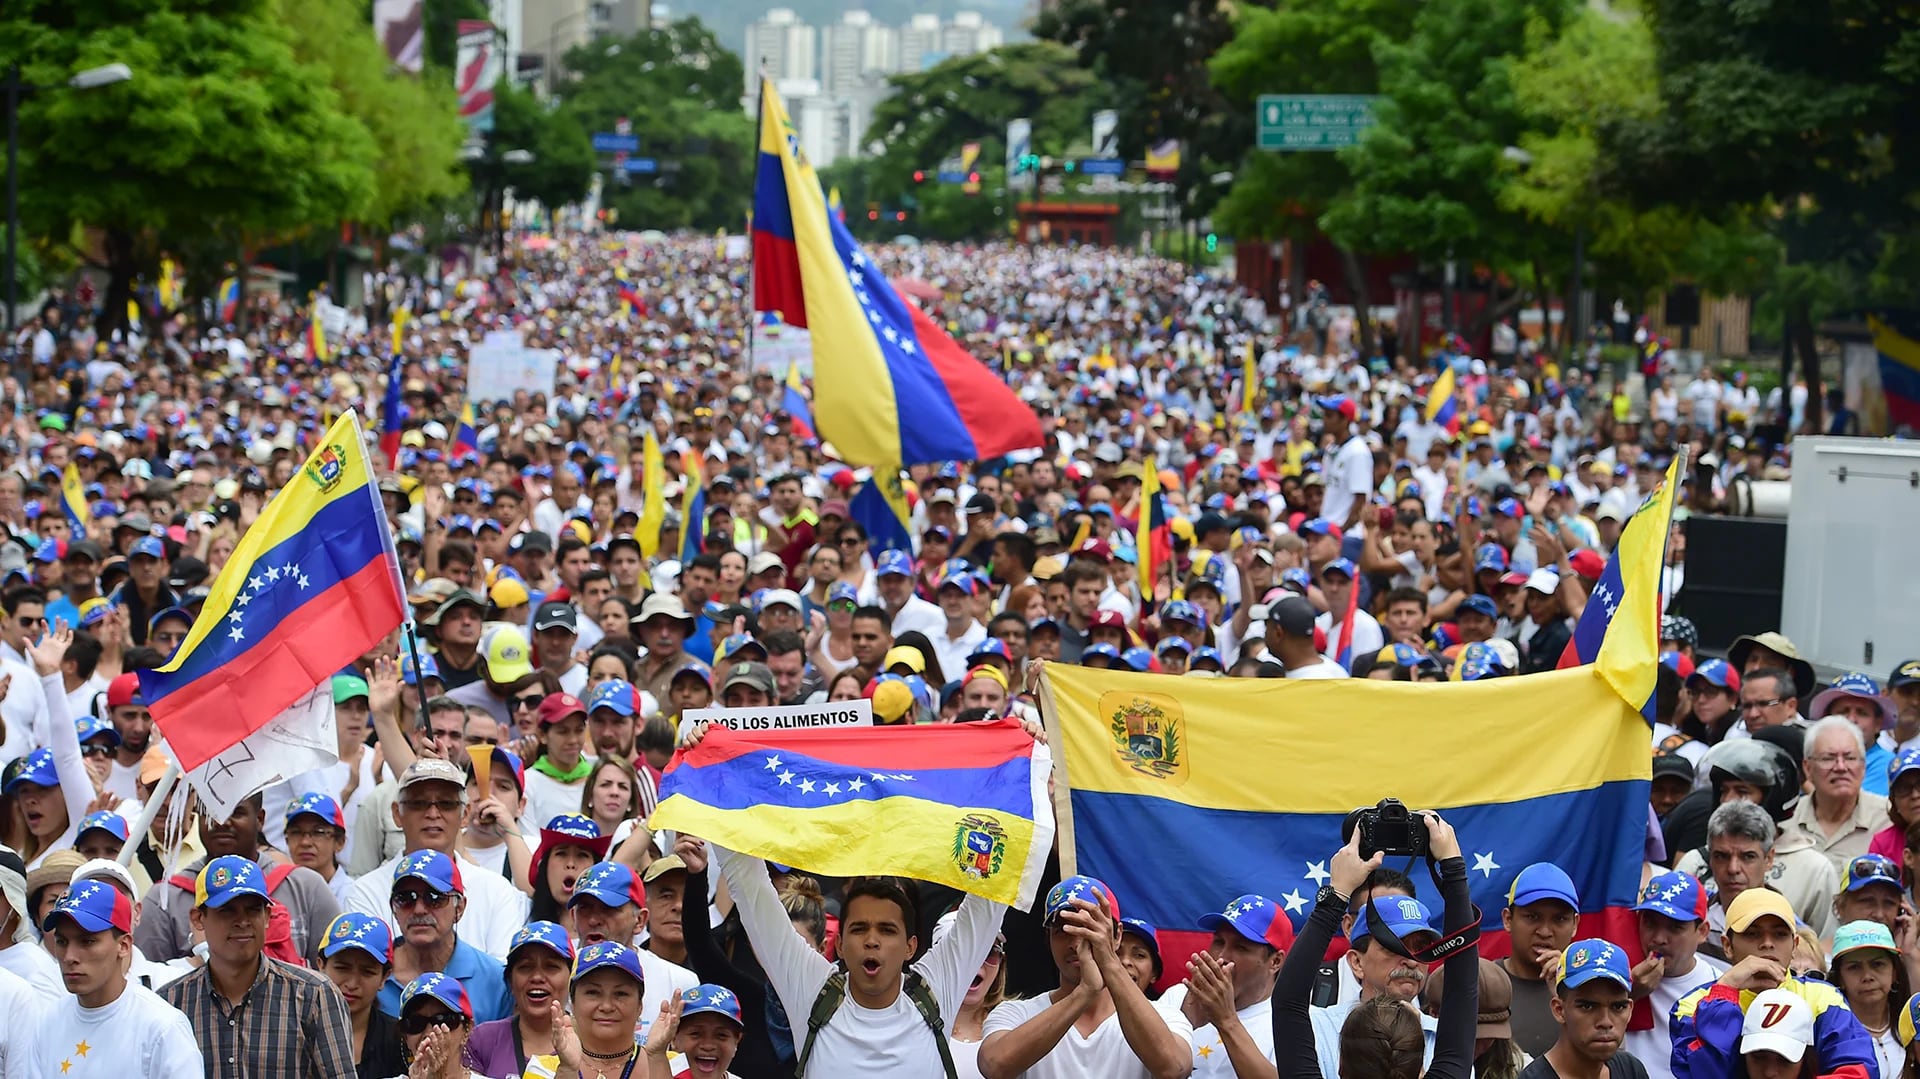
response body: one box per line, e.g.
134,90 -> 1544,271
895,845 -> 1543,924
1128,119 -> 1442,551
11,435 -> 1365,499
1422,813 -> 1477,1079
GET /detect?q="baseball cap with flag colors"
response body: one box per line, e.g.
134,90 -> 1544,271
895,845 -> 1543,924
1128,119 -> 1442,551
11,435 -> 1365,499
1632,870 -> 1707,922
1197,894 -> 1295,951
196,855 -> 269,909
1045,875 -> 1119,922
393,849 -> 464,895
43,878 -> 133,933
570,861 -> 645,909
1558,939 -> 1630,989
286,792 -> 347,830
319,912 -> 393,964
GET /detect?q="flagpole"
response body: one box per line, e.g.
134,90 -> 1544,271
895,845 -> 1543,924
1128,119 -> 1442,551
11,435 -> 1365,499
745,63 -> 768,384
403,621 -> 434,722
118,759 -> 180,866
1655,446 -> 1690,609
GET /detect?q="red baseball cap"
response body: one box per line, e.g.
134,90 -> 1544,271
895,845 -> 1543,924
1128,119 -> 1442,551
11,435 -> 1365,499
1569,549 -> 1605,580
1074,538 -> 1113,562
536,693 -> 587,726
106,672 -> 145,709
1090,610 -> 1127,631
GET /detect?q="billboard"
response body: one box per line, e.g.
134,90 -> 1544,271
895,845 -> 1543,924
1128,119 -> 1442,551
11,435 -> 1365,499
455,20 -> 500,134
374,0 -> 424,72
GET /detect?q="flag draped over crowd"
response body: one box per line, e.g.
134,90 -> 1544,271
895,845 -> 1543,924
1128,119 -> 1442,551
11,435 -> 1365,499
650,719 -> 1056,909
138,411 -> 408,817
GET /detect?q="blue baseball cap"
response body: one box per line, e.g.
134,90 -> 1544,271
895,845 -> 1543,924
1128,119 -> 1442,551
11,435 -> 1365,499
1161,600 -> 1202,627
587,678 -> 638,717
400,653 -> 441,686
1120,647 -> 1154,672
401,972 -> 473,1019
1688,658 -> 1740,690
1081,642 -> 1120,666
1843,854 -> 1903,894
76,810 -> 129,844
3,748 -> 56,793
571,940 -> 646,987
1351,895 -> 1433,944
1508,862 -> 1579,910
1045,875 -> 1119,922
570,862 -> 645,909
681,984 -> 745,1027
1891,747 -> 1920,787
1191,646 -> 1224,670
1197,894 -> 1295,950
1473,544 -> 1509,573
1298,518 -> 1341,538
827,581 -> 860,604
968,639 -> 1012,666
1492,497 -> 1525,518
1279,567 -> 1312,592
1322,557 -> 1358,580
319,912 -> 394,965
1559,939 -> 1631,989
1157,636 -> 1193,655
393,850 -> 464,895
75,714 -> 119,747
1459,594 -> 1499,620
129,536 -> 165,560
195,855 -> 270,909
1633,870 -> 1708,922
43,879 -> 134,934
32,537 -> 61,563
507,920 -> 575,965
875,550 -> 914,577
1119,917 -> 1162,972
287,792 -> 347,831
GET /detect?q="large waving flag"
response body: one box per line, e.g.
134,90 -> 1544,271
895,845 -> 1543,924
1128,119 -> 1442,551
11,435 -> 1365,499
1040,662 -> 1648,985
651,720 -> 1055,909
139,412 -> 407,817
60,464 -> 90,541
784,363 -> 816,442
1426,364 -> 1461,436
751,79 -> 1041,467
680,454 -> 707,563
1555,454 -> 1682,721
850,469 -> 914,554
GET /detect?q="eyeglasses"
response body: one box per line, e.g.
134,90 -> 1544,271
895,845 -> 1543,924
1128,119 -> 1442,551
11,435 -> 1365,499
512,695 -> 544,711
80,744 -> 114,759
398,1012 -> 468,1036
285,827 -> 339,842
1809,752 -> 1863,768
837,537 -> 863,547
399,798 -> 462,815
1741,697 -> 1789,713
17,615 -> 44,626
827,600 -> 856,612
391,888 -> 455,909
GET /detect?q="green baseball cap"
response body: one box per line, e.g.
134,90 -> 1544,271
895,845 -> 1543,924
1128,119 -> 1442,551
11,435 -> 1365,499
332,673 -> 370,704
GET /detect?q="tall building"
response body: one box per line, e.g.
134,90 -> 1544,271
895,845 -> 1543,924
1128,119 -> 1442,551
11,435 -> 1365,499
941,11 -> 1002,57
744,8 -> 818,96
519,0 -> 646,92
821,10 -> 899,95
898,13 -> 943,72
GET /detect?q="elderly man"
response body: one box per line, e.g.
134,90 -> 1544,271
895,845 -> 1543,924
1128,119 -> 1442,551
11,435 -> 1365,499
1811,673 -> 1898,795
374,849 -> 510,1023
1783,717 -> 1890,872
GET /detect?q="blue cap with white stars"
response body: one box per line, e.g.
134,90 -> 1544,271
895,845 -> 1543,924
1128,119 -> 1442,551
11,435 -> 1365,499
680,983 -> 745,1027
75,811 -> 129,844
570,862 -> 644,910
1044,875 -> 1119,923
401,972 -> 473,1019
571,940 -> 646,988
1559,938 -> 1631,990
1197,894 -> 1295,951
318,912 -> 393,964
195,855 -> 269,909
507,920 -> 574,965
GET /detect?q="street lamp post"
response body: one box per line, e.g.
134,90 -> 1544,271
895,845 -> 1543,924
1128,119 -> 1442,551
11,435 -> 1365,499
5,62 -> 131,339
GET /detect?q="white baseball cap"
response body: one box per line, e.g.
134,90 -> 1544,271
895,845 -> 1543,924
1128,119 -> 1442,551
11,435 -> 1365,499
1739,988 -> 1814,1062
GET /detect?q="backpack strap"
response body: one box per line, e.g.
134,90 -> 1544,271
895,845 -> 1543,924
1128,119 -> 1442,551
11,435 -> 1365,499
794,969 -> 958,1079
264,863 -> 296,893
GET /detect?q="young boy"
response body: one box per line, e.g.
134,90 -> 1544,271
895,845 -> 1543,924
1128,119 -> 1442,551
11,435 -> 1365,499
35,878 -> 204,1075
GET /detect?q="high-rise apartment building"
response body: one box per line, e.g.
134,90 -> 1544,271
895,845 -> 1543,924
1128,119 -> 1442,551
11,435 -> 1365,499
744,8 -> 818,95
821,10 -> 900,95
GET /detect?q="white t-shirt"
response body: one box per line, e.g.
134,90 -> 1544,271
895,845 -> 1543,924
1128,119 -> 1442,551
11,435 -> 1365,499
26,981 -> 203,1077
716,845 -> 1000,1079
1159,985 -> 1275,1078
1621,953 -> 1727,1079
1287,659 -> 1351,680
637,948 -> 699,1041
1870,1022 -> 1903,1079
0,964 -> 40,1078
1316,609 -> 1383,663
982,989 -> 1196,1079
104,759 -> 142,804
1322,435 -> 1374,527
341,851 -> 530,961
524,768 -> 590,832
951,1038 -> 985,1079
0,939 -> 64,1000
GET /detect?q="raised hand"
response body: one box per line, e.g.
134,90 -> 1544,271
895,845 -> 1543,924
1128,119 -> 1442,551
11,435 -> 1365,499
673,833 -> 708,875
643,992 -> 684,1058
27,620 -> 72,678
551,998 -> 582,1069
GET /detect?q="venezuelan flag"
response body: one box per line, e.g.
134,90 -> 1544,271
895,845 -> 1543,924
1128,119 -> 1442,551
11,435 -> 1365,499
1333,578 -> 1361,671
783,363 -> 815,442
157,258 -> 181,311
1556,456 -> 1681,721
849,469 -> 913,554
60,464 -> 89,541
379,352 -> 405,468
216,276 -> 241,323
1241,341 -> 1257,414
1869,315 -> 1920,431
617,284 -> 647,320
138,411 -> 407,772
1040,662 -> 1648,978
453,400 -> 479,458
306,299 -> 329,362
1426,364 -> 1461,436
650,719 -> 1055,909
636,430 -> 667,560
680,455 -> 706,563
1135,456 -> 1171,601
751,79 -> 1041,467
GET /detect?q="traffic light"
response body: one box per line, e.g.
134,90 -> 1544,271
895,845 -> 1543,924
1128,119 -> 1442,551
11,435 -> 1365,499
1063,159 -> 1076,173
912,170 -> 925,184
895,211 -> 907,221
967,171 -> 980,184
1205,233 -> 1219,253
868,210 -> 879,221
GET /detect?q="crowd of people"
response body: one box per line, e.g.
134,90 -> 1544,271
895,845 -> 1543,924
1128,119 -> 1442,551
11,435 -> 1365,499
0,230 -> 1885,1079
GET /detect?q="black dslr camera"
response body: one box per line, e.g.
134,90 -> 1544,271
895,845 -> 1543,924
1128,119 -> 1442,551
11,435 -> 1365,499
1341,798 -> 1430,859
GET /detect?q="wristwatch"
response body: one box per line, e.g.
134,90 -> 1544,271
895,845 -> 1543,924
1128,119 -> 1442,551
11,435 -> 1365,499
1315,885 -> 1348,910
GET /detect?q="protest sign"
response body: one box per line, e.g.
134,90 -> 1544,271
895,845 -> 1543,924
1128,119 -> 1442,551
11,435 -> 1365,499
467,329 -> 558,402
678,698 -> 872,740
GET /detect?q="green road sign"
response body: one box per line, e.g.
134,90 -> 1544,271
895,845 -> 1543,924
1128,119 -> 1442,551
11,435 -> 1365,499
1256,95 -> 1379,151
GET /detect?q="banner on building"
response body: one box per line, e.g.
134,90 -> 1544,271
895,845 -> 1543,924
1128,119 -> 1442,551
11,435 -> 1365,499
1092,110 -> 1119,158
456,20 -> 500,134
1146,139 -> 1182,176
1006,118 -> 1031,177
374,0 -> 424,73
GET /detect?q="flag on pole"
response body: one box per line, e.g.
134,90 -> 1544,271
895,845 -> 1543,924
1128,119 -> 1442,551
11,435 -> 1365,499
1426,364 -> 1461,436
750,79 -> 1041,467
1241,341 -> 1258,414
849,469 -> 914,554
137,411 -> 407,817
453,400 -> 479,458
680,455 -> 707,563
306,299 -> 329,362
379,352 -> 405,468
390,307 -> 409,357
1135,455 -> 1171,602
216,277 -> 241,323
784,363 -> 816,442
1555,456 -> 1682,721
157,258 -> 181,311
636,430 -> 667,561
60,464 -> 89,542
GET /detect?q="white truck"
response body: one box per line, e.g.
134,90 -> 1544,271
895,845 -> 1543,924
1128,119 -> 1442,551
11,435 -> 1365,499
1780,436 -> 1920,678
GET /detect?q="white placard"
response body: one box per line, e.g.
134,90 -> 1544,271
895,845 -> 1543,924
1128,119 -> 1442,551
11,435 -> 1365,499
678,699 -> 872,740
749,320 -> 813,378
467,329 -> 558,403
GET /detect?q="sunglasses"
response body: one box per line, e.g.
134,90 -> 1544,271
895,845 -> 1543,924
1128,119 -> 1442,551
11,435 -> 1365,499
399,1012 -> 469,1036
827,600 -> 856,612
391,888 -> 456,909
80,744 -> 114,759
512,694 -> 544,710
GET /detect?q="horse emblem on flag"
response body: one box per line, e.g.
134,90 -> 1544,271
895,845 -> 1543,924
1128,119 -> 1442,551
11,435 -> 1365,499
1102,692 -> 1186,782
952,813 -> 1008,880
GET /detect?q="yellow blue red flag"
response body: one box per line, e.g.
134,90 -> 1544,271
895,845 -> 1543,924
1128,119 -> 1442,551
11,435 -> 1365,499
650,719 -> 1055,909
138,411 -> 407,780
1554,455 -> 1681,719
636,429 -> 667,562
849,469 -> 913,554
1426,364 -> 1460,435
750,79 -> 1040,467
1040,662 -> 1649,977
60,464 -> 89,541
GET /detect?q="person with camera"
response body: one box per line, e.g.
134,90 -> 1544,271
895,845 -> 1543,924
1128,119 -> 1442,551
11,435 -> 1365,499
1275,810 -> 1478,1079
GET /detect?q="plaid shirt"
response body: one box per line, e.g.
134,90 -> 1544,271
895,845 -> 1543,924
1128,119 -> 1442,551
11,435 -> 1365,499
158,956 -> 356,1079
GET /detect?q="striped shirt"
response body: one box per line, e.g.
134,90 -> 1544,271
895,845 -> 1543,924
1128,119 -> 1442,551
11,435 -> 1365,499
158,956 -> 356,1079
